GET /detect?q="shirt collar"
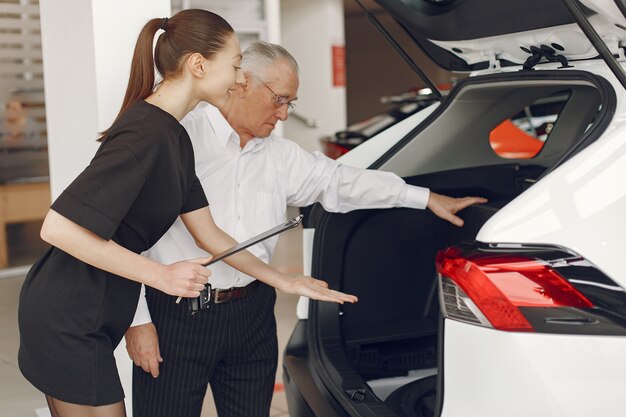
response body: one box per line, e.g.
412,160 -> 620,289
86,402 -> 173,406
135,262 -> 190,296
204,103 -> 268,153
248,137 -> 266,153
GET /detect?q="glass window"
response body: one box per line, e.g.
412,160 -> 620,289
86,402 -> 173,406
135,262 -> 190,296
1,0 -> 50,269
489,91 -> 570,159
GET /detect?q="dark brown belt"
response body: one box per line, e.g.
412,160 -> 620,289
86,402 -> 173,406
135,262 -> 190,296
212,280 -> 260,304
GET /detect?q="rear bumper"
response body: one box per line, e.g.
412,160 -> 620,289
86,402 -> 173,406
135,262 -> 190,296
441,319 -> 626,417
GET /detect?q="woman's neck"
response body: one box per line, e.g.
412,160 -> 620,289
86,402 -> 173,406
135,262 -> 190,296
145,79 -> 198,122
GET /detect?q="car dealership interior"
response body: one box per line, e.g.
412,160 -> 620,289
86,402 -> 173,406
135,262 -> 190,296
1,1 -> 625,417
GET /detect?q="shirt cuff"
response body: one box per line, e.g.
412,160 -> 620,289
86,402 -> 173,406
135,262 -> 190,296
399,184 -> 430,210
130,284 -> 153,327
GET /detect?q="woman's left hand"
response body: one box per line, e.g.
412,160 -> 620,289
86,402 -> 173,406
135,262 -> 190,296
280,276 -> 358,304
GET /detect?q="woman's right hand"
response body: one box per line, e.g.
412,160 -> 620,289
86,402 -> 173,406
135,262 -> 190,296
152,257 -> 211,298
280,276 -> 358,304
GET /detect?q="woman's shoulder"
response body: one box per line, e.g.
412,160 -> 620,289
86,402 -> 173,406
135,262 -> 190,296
119,101 -> 181,131
106,101 -> 183,148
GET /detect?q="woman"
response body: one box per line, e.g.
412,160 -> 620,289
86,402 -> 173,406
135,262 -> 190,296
18,10 -> 357,417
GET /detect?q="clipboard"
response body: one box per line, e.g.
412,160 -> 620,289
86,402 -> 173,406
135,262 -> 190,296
175,214 -> 304,305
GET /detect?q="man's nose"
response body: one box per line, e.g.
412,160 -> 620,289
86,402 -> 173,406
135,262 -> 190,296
276,104 -> 289,121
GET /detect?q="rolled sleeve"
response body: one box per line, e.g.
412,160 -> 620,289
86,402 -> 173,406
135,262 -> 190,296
51,144 -> 149,240
51,191 -> 121,240
180,175 -> 209,214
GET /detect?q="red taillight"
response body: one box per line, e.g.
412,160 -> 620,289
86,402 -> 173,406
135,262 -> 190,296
436,247 -> 594,332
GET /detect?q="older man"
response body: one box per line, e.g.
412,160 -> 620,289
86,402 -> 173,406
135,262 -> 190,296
126,42 -> 485,417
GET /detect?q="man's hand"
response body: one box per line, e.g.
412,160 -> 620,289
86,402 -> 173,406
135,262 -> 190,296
125,323 -> 163,378
427,192 -> 488,227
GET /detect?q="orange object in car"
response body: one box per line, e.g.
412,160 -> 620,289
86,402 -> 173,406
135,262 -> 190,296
489,119 -> 544,159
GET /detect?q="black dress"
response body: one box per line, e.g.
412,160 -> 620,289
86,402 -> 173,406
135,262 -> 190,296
17,101 -> 208,406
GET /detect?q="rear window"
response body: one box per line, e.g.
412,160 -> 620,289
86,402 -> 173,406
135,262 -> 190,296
489,91 -> 570,159
375,72 -> 610,179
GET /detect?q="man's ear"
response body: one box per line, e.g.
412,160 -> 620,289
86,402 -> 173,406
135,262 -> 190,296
186,53 -> 205,78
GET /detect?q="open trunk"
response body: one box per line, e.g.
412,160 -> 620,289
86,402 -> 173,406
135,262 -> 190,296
284,69 -> 615,417
305,166 -> 534,417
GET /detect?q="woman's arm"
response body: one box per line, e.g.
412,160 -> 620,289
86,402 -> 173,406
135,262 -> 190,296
41,209 -> 209,298
180,206 -> 358,304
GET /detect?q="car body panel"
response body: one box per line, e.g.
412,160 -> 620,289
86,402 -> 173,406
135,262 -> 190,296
338,102 -> 439,169
477,67 -> 626,287
442,319 -> 626,417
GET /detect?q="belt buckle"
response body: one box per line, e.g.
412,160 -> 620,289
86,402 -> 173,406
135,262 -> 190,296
189,283 -> 212,316
199,283 -> 212,309
212,287 -> 231,304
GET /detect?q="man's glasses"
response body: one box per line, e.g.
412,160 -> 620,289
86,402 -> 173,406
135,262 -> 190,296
250,73 -> 296,114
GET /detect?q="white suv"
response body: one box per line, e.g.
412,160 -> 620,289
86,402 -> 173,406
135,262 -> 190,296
283,1 -> 626,416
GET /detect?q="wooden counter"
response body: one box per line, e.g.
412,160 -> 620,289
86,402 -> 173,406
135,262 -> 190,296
0,181 -> 50,268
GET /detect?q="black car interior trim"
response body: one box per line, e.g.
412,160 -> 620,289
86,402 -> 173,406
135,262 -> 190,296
373,0 -> 585,40
305,194 -> 507,415
283,321 -> 343,417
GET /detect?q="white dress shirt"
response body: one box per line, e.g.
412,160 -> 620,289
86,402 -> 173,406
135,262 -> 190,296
131,103 -> 429,326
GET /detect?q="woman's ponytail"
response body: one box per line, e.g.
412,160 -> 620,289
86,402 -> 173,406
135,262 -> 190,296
99,18 -> 163,140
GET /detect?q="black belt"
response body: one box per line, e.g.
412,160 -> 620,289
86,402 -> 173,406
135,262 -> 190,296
188,280 -> 260,315
213,280 -> 260,303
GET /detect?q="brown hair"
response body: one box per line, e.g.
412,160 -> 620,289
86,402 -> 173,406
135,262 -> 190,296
99,9 -> 234,140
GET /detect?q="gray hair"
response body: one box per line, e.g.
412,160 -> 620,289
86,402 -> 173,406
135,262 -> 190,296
240,41 -> 299,81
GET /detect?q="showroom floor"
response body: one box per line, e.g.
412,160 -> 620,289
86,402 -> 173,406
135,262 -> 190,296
0,207 -> 304,417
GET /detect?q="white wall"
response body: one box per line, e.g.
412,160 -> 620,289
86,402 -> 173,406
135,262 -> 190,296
39,1 -> 170,415
280,0 -> 346,153
40,0 -> 171,199
265,0 -> 281,44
